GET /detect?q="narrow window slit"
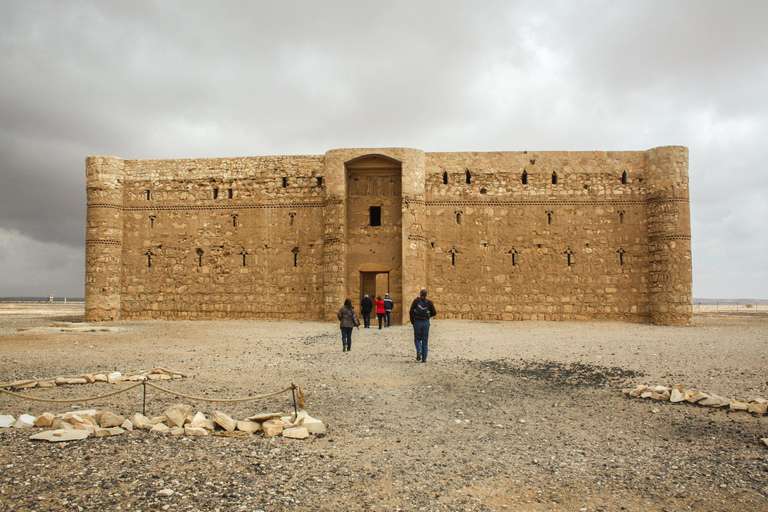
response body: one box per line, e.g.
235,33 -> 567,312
149,215 -> 156,229
282,177 -> 287,188
621,170 -> 628,184
522,170 -> 528,185
145,189 -> 151,200
552,172 -> 558,185
369,206 -> 381,226
291,247 -> 299,267
213,188 -> 219,199
465,169 -> 472,184
196,248 -> 204,268
316,176 -> 323,187
228,188 -> 233,199
443,171 -> 448,184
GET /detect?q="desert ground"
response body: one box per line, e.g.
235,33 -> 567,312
1,303 -> 767,511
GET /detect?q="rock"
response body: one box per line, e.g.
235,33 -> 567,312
190,412 -> 207,428
95,427 -> 125,437
212,411 -> 237,432
30,429 -> 91,442
37,379 -> 56,388
730,401 -> 750,411
237,420 -> 261,433
127,375 -> 147,382
55,377 -> 69,385
752,398 -> 768,405
629,385 -> 648,397
653,385 -> 671,393
685,391 -> 708,403
301,418 -> 327,435
640,391 -> 653,399
10,379 -> 37,389
247,412 -> 282,422
82,374 -> 95,383
69,413 -> 97,426
204,419 -> 216,431
164,405 -> 192,428
156,489 -> 174,497
93,373 -> 108,382
0,415 -> 15,428
670,389 -> 686,403
107,371 -> 123,383
150,423 -> 170,434
184,425 -> 208,436
75,424 -> 97,435
699,394 -> 730,407
282,426 -> 309,439
761,438 -> 768,448
67,378 -> 88,385
63,409 -> 97,420
34,413 -> 55,427
129,413 -> 154,430
121,419 -> 134,431
150,416 -> 168,424
99,411 -> 126,428
169,426 -> 185,436
748,403 -> 768,415
262,419 -> 284,437
14,414 -> 36,428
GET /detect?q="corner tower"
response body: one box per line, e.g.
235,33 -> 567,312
645,146 -> 692,325
85,156 -> 125,321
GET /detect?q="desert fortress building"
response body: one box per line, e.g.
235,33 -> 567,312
85,146 -> 692,325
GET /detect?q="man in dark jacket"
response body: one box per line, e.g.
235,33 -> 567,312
360,295 -> 373,328
409,289 -> 437,362
383,293 -> 394,327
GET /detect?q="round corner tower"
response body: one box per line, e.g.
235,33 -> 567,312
85,155 -> 125,321
644,146 -> 692,326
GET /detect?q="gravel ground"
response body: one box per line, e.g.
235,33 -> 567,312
1,304 -> 768,511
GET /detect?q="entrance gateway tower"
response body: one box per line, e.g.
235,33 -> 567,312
85,146 -> 691,326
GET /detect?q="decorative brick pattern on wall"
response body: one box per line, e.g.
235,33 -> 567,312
85,147 -> 691,325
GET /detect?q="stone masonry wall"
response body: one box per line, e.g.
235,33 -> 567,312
85,147 -> 691,325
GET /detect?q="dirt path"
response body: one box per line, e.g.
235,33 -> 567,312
1,304 -> 767,511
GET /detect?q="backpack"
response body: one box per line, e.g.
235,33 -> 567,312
413,298 -> 430,320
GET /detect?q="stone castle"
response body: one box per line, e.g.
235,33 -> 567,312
85,146 -> 692,325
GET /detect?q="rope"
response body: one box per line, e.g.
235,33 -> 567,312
0,382 -> 144,403
144,382 -> 303,405
0,367 -> 186,389
0,381 -> 305,407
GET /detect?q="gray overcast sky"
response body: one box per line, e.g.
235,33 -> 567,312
0,0 -> 766,299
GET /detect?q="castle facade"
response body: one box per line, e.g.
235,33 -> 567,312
85,146 -> 692,325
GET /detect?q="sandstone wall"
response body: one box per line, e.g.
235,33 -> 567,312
84,146 -> 691,325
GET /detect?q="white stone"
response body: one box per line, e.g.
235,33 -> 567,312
107,371 -> 123,383
30,429 -> 90,442
670,389 -> 686,403
95,427 -> 125,437
93,373 -> 108,382
189,412 -> 207,428
237,420 -> 261,433
130,413 -> 154,430
212,411 -> 237,432
13,414 -> 35,428
246,412 -> 282,422
156,489 -> 174,497
150,423 -> 170,434
184,425 -> 208,436
99,411 -> 125,428
262,420 -> 284,437
121,419 -> 134,431
164,405 -> 192,428
282,426 -> 309,439
0,415 -> 15,428
34,413 -> 55,427
302,418 -> 327,435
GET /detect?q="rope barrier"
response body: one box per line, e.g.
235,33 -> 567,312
0,382 -> 144,403
0,381 -> 305,409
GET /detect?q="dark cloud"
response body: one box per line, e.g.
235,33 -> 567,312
0,0 -> 766,298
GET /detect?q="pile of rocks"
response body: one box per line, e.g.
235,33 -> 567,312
623,384 -> 768,414
0,405 -> 326,443
0,368 -> 184,389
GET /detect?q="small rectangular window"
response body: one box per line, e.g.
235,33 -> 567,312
228,188 -> 233,199
369,206 -> 381,227
145,190 -> 151,200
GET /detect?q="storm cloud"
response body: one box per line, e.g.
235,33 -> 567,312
1,0 -> 766,298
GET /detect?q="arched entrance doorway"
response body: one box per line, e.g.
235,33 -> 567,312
345,155 -> 402,324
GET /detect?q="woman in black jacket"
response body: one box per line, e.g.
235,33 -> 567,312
337,299 -> 360,352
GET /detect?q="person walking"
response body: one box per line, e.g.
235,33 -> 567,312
409,289 -> 437,362
337,299 -> 360,352
383,293 -> 394,327
360,294 -> 373,328
374,296 -> 386,330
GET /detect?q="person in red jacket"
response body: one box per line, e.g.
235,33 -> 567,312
374,296 -> 386,330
